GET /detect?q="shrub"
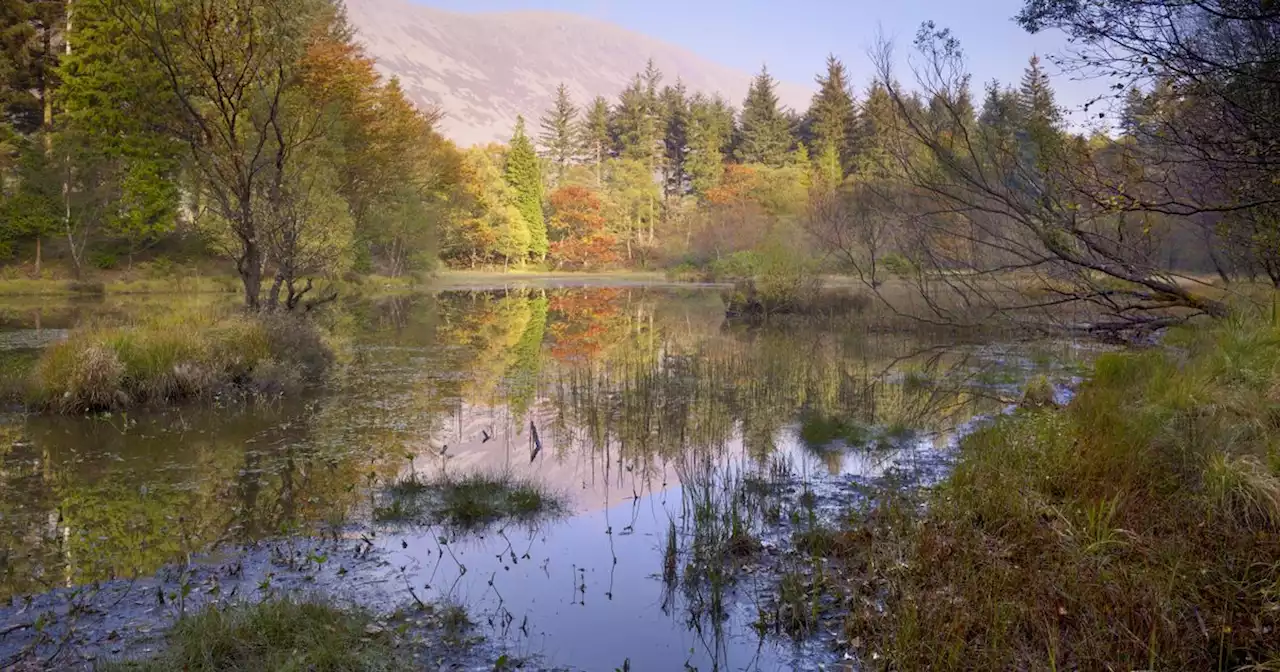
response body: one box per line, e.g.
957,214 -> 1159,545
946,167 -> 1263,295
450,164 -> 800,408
89,250 -> 119,270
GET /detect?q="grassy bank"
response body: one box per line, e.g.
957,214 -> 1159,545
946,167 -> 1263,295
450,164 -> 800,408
22,311 -> 332,413
825,316 -> 1280,669
100,599 -> 412,672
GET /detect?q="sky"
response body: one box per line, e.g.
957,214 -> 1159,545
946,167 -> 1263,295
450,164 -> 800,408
414,0 -> 1114,129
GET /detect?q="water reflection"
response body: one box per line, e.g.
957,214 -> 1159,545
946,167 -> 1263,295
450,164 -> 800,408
0,286 -> 1088,669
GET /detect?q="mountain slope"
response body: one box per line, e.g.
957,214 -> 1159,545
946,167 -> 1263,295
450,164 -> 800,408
343,0 -> 812,147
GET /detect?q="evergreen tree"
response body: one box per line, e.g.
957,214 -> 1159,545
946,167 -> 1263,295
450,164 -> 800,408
611,75 -> 656,161
805,54 -> 858,174
579,95 -> 612,181
538,82 -> 579,183
661,80 -> 690,197
505,116 -> 548,260
686,93 -> 728,199
978,79 -> 1023,134
736,65 -> 792,167
1018,55 -> 1061,138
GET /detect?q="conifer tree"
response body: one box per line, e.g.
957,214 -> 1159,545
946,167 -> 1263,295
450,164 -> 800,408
805,54 -> 858,174
505,116 -> 548,260
579,95 -> 611,184
736,65 -> 792,167
686,93 -> 728,199
1018,55 -> 1061,139
538,82 -> 579,184
661,80 -> 690,197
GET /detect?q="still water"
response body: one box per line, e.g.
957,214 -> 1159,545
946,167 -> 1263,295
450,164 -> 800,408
0,285 -> 1089,670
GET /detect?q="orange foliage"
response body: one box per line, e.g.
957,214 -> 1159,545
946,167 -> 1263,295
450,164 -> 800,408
548,185 -> 619,269
547,289 -> 625,362
704,164 -> 761,207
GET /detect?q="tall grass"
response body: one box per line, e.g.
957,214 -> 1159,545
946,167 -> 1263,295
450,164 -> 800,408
27,311 -> 332,413
839,316 -> 1280,670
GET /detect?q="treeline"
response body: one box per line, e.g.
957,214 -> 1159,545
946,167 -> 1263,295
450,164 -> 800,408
0,0 -> 456,309
440,52 -> 1097,276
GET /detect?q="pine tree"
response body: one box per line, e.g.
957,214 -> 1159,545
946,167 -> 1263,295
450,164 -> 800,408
611,75 -> 655,161
805,54 -> 858,174
661,80 -> 690,198
736,65 -> 792,167
1018,55 -> 1061,139
686,93 -> 727,199
978,79 -> 1023,134
579,95 -> 611,184
505,116 -> 547,261
538,82 -> 579,184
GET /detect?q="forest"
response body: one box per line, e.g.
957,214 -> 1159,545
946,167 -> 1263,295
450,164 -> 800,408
0,0 -> 1276,331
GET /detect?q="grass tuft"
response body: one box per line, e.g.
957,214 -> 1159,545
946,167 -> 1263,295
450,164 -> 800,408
374,472 -> 565,530
26,312 -> 332,413
100,598 -> 410,672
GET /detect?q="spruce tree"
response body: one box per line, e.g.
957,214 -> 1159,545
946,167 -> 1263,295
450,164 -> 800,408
661,80 -> 690,197
505,116 -> 548,261
611,74 -> 656,161
805,54 -> 858,174
579,95 -> 611,183
686,93 -> 727,199
1018,55 -> 1061,139
538,82 -> 579,183
736,65 -> 792,167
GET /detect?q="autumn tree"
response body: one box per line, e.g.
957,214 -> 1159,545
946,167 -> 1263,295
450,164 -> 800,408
548,184 -> 617,269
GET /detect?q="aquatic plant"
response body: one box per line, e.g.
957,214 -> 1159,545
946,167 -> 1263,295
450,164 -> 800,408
374,472 -> 565,530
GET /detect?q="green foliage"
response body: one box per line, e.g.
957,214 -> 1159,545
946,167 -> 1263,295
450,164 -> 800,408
805,54 -> 858,174
538,82 -> 579,182
736,66 -> 793,167
505,117 -> 548,260
374,471 -> 565,530
100,599 -> 411,672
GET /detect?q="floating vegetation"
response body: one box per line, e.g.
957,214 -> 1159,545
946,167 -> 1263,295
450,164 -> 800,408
374,472 -> 566,530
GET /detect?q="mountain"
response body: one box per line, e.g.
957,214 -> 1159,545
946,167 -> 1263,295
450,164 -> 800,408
342,0 -> 812,147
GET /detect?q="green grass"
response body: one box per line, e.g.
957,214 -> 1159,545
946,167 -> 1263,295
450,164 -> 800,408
26,311 -> 332,413
100,598 -> 411,672
374,472 -> 566,530
832,315 -> 1280,670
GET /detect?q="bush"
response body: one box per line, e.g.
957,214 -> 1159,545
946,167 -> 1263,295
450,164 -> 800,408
28,312 -> 332,413
89,250 -> 119,270
879,252 -> 917,278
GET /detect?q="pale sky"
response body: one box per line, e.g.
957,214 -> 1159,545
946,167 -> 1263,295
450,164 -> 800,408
413,0 -> 1114,129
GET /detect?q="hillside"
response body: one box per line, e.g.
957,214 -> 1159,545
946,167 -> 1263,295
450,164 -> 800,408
343,0 -> 812,146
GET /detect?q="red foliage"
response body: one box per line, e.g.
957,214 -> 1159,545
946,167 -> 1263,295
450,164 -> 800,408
548,186 -> 619,269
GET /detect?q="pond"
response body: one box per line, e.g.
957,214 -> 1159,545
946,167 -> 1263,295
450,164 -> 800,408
0,284 -> 1094,670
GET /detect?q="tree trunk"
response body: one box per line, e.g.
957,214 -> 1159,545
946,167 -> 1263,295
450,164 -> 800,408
241,240 -> 263,311
34,238 -> 41,277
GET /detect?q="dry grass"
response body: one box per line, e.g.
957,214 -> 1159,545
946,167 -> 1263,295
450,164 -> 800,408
27,311 -> 333,412
827,315 -> 1280,670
